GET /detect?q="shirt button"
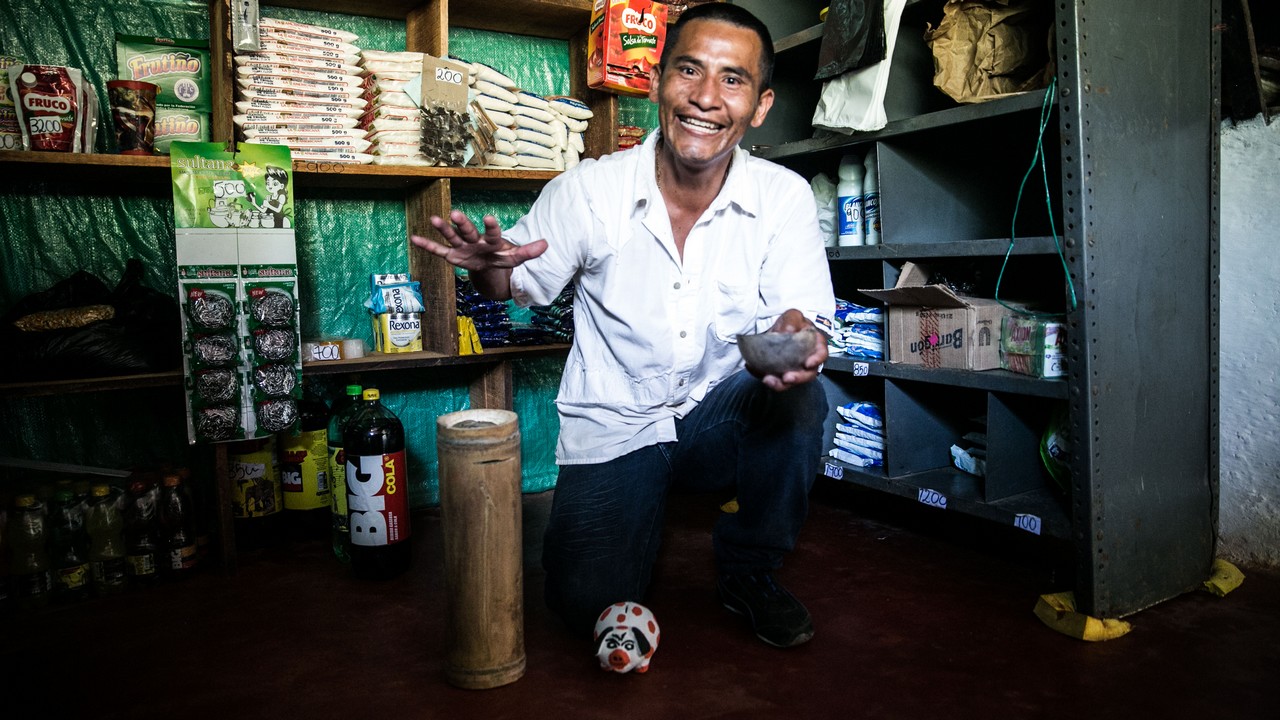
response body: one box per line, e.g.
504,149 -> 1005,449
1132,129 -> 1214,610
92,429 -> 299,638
673,282 -> 681,290
679,331 -> 687,338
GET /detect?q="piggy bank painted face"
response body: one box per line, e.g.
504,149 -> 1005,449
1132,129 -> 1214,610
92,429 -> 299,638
593,602 -> 660,674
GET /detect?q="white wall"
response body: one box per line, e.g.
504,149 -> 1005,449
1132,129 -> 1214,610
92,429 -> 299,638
1218,115 -> 1280,568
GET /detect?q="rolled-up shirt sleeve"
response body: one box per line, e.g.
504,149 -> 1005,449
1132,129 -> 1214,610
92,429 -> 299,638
755,172 -> 836,332
505,171 -> 591,308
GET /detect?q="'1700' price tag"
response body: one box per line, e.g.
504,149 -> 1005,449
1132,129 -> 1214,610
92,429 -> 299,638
917,488 -> 947,509
823,463 -> 844,480
1013,513 -> 1042,535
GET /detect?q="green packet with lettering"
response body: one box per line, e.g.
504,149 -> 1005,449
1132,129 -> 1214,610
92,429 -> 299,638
154,106 -> 210,155
115,34 -> 212,113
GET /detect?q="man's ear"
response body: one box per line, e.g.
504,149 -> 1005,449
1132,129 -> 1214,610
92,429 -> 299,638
751,87 -> 775,128
648,64 -> 662,103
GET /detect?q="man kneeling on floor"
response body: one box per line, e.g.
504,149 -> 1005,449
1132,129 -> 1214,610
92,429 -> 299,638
413,3 -> 835,652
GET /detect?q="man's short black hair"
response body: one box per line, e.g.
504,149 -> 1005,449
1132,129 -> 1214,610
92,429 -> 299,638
659,3 -> 776,92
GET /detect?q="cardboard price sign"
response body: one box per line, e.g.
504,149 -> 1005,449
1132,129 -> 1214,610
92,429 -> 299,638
421,55 -> 469,112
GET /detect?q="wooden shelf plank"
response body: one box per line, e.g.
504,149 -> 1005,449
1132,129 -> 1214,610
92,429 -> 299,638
0,370 -> 185,398
0,151 -> 559,191
774,23 -> 825,54
261,0 -> 592,38
0,345 -> 570,396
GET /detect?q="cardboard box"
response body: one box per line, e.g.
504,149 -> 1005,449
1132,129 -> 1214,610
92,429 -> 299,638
1000,314 -> 1066,378
586,0 -> 668,97
859,262 -> 1015,371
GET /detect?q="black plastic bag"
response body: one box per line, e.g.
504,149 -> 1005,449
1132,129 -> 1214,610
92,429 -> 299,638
1,259 -> 182,380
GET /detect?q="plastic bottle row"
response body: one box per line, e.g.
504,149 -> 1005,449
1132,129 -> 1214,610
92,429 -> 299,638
1,472 -> 206,610
837,151 -> 881,247
228,381 -> 413,581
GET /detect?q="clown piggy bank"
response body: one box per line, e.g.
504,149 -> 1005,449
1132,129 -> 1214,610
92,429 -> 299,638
593,601 -> 660,674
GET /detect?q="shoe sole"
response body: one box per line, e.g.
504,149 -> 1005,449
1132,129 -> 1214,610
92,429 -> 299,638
719,590 -> 815,648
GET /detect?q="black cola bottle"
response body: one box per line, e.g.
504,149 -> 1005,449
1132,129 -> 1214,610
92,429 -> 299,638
343,388 -> 411,580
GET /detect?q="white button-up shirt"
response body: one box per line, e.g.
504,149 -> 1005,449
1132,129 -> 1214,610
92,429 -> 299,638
506,131 -> 835,465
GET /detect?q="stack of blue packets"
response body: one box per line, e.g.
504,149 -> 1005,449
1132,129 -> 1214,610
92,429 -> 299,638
456,278 -> 513,347
829,401 -> 884,468
828,299 -> 884,361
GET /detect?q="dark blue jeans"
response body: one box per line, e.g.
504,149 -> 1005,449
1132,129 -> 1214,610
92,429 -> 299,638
542,369 -> 828,633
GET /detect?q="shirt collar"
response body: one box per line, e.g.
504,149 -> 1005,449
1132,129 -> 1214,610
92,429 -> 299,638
633,130 -> 760,218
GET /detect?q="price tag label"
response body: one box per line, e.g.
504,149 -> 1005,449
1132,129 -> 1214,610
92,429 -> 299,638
1013,513 -> 1042,535
435,66 -> 464,85
917,488 -> 947,509
212,180 -> 247,198
852,362 -> 869,377
823,463 -> 844,480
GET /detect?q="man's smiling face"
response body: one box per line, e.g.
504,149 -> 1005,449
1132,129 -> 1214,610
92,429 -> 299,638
649,18 -> 774,173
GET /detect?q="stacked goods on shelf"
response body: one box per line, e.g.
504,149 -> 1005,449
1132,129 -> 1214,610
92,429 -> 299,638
511,285 -> 574,346
830,401 -> 885,469
829,299 -> 884,360
358,50 -> 430,166
232,17 -> 370,165
465,60 -> 592,170
367,273 -> 425,353
114,36 -> 209,153
617,124 -> 645,151
456,277 -> 512,348
1,55 -> 23,150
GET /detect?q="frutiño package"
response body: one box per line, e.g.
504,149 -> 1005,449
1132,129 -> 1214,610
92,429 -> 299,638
116,35 -> 213,153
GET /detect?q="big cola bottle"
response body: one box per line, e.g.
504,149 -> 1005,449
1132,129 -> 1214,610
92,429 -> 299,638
343,388 -> 411,580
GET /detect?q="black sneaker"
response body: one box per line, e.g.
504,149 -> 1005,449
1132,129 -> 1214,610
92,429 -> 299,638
717,572 -> 815,648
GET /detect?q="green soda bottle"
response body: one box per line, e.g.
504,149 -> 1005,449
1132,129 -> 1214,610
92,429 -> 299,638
327,384 -> 362,563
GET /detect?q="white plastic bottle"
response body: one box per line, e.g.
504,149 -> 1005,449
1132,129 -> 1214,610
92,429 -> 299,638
837,154 -> 865,246
862,151 -> 881,246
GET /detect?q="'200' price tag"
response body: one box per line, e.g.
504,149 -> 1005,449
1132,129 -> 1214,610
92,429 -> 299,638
435,66 -> 464,85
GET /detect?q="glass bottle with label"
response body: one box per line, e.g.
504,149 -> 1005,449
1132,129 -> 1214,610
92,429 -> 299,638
9,494 -> 51,609
123,479 -> 160,586
49,488 -> 91,603
159,473 -> 198,578
86,483 -> 128,595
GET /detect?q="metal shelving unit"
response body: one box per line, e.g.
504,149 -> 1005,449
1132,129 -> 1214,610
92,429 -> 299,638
746,0 -> 1218,617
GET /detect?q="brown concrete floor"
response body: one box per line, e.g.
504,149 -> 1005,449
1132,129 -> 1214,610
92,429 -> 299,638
4,480 -> 1278,719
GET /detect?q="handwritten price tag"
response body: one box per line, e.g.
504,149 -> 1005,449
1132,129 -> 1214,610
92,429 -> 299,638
823,463 -> 844,480
917,488 -> 947,509
852,362 -> 869,377
1013,513 -> 1042,535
